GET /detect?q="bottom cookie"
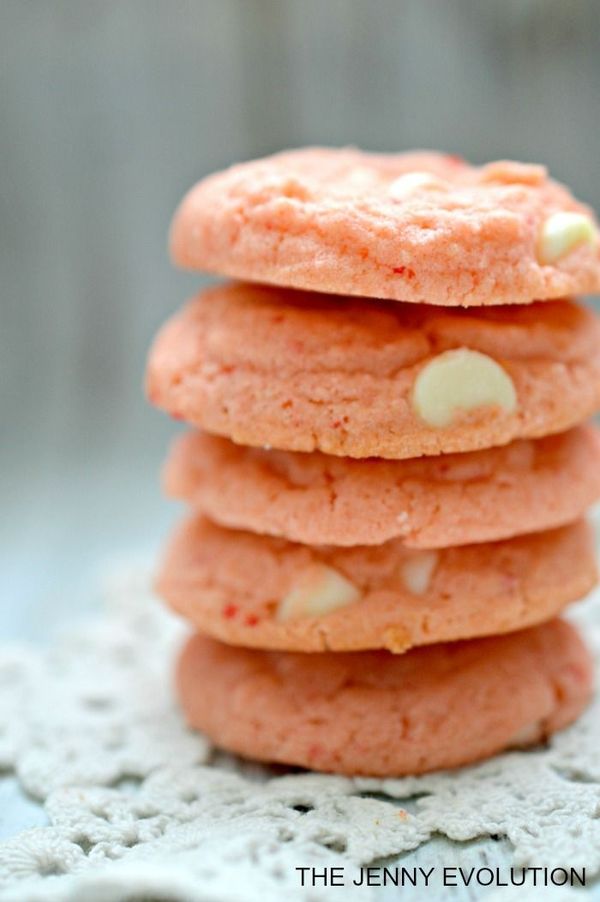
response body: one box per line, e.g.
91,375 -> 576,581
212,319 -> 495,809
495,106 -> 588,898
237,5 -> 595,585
177,619 -> 593,776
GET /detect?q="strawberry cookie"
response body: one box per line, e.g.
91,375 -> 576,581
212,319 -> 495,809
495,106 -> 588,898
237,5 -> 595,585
146,282 -> 600,458
165,425 -> 600,548
158,517 -> 596,653
177,618 -> 593,776
170,148 -> 600,306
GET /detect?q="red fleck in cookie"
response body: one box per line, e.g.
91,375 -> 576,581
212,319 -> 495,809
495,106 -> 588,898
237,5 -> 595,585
170,148 -> 600,306
176,618 -> 593,776
158,517 -> 596,653
146,282 -> 600,459
165,425 -> 600,548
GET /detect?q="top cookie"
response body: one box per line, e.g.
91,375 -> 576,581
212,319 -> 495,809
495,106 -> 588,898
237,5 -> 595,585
170,148 -> 600,306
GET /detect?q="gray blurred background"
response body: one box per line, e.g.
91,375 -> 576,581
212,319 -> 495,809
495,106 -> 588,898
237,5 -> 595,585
3,0 -> 600,640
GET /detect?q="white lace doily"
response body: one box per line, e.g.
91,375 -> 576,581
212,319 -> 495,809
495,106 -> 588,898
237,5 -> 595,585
1,563 -> 600,901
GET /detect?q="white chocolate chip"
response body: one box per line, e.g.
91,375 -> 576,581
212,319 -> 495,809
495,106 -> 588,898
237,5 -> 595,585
396,511 -> 409,528
509,721 -> 542,748
277,563 -> 360,622
389,171 -> 447,199
346,166 -> 378,189
412,348 -> 517,428
400,551 -> 439,595
538,212 -> 597,264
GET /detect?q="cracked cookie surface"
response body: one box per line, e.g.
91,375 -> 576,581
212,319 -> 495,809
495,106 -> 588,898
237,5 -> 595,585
165,425 -> 600,547
170,148 -> 600,306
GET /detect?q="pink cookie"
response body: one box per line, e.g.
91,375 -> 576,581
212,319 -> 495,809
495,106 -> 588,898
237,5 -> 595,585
177,619 -> 593,776
170,148 -> 600,306
159,517 -> 596,653
146,282 -> 600,459
165,425 -> 600,548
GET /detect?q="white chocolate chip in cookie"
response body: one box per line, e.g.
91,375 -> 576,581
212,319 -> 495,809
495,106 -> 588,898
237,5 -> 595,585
509,720 -> 542,748
277,563 -> 360,622
400,550 -> 439,595
345,166 -> 378,190
538,212 -> 597,264
389,171 -> 447,199
412,348 -> 517,428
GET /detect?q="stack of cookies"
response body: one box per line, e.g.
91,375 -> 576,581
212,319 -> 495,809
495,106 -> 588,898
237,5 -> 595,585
147,149 -> 600,776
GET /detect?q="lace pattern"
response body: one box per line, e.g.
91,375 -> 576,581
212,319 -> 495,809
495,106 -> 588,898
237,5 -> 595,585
1,565 -> 599,901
